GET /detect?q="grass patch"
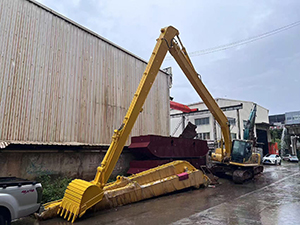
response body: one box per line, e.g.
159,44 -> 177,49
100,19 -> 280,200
36,175 -> 72,203
36,173 -> 128,203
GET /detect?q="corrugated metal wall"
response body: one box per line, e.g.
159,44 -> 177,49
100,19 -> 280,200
0,0 -> 170,145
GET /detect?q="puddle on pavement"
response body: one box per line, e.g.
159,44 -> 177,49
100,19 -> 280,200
260,202 -> 300,225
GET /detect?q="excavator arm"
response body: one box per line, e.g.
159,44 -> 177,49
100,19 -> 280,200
58,26 -> 232,222
243,103 -> 257,141
96,26 -> 231,185
94,26 -> 178,186
167,32 -> 231,158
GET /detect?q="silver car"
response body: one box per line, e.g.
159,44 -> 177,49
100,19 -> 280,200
262,154 -> 282,165
282,154 -> 299,162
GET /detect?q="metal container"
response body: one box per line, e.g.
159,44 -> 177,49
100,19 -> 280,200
127,135 -> 209,174
0,0 -> 170,146
129,135 -> 209,159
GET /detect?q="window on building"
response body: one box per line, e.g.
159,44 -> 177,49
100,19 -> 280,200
228,117 -> 236,126
195,117 -> 209,126
231,133 -> 237,140
197,132 -> 210,140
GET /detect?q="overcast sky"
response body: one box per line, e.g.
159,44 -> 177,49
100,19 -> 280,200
37,0 -> 300,115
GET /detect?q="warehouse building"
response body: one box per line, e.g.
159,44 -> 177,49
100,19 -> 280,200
269,111 -> 300,156
0,0 -> 171,179
269,111 -> 300,127
171,98 -> 270,155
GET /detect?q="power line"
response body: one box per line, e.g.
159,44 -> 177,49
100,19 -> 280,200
166,20 -> 300,59
190,20 -> 300,56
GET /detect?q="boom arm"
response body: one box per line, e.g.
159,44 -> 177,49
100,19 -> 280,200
94,26 -> 231,187
243,103 -> 257,140
167,32 -> 231,159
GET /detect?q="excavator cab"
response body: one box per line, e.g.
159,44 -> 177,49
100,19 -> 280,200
230,140 -> 253,163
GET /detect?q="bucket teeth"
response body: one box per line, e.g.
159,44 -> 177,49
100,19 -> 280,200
68,209 -> 74,221
58,199 -> 80,222
64,208 -> 70,219
58,179 -> 104,223
59,208 -> 65,217
58,206 -> 79,223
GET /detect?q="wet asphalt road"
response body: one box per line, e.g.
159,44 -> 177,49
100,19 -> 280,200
16,161 -> 300,225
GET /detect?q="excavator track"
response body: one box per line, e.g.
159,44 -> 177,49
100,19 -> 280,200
232,166 -> 263,184
232,169 -> 253,184
211,163 -> 263,184
253,165 -> 264,175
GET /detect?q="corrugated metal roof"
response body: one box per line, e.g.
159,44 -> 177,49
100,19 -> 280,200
0,140 -> 108,149
0,141 -> 9,149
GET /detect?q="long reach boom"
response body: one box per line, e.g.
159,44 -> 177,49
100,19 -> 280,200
58,26 -> 232,222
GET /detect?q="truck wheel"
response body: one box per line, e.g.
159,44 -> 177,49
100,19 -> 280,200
0,215 -> 4,225
0,215 -> 11,225
0,208 -> 11,225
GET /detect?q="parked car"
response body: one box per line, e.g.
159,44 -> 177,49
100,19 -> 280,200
262,154 -> 281,165
0,177 -> 42,225
282,154 -> 299,162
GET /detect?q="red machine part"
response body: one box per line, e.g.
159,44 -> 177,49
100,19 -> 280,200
170,101 -> 197,113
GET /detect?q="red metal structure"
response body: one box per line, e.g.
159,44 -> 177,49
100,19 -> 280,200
268,142 -> 279,155
127,135 -> 209,174
170,101 -> 198,113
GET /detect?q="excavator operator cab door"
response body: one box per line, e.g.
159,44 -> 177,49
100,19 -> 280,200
230,140 -> 253,163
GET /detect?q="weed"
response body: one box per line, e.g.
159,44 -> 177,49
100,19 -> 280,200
36,175 -> 72,203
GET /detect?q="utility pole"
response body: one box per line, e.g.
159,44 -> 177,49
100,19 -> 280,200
237,109 -> 241,139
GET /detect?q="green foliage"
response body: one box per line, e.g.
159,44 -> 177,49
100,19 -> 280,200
270,129 -> 282,141
36,175 -> 72,203
36,173 -> 129,203
274,138 -> 281,150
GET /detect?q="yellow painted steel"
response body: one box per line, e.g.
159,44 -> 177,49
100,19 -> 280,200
211,148 -> 226,162
58,26 -> 221,222
39,161 -> 204,221
212,146 -> 261,165
167,39 -> 231,160
229,152 -> 261,166
95,161 -> 204,210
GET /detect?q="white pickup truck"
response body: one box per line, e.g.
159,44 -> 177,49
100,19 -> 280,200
0,177 -> 42,225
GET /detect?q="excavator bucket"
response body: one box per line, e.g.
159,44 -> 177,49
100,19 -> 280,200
57,179 -> 104,223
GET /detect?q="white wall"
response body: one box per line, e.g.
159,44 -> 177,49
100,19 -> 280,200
170,98 -> 269,141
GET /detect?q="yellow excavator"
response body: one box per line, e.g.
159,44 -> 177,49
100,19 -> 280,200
55,26 -> 263,223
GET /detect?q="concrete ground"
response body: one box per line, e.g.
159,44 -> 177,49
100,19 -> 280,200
15,161 -> 300,225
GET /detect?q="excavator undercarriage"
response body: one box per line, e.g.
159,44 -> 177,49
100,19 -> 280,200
211,139 -> 263,183
211,163 -> 263,184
